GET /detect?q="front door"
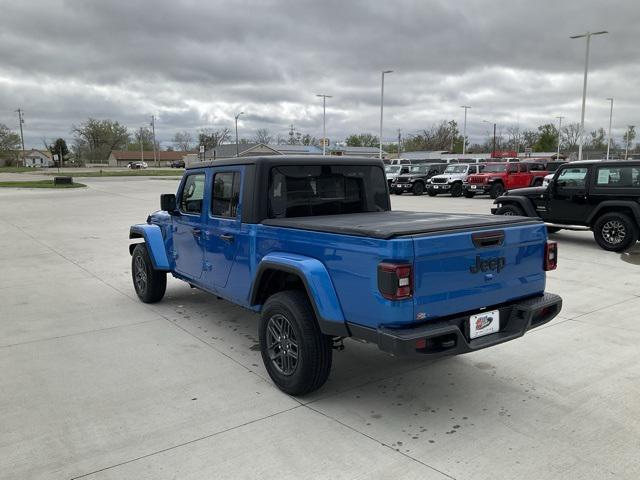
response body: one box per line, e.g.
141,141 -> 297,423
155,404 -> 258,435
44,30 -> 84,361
173,172 -> 206,279
548,166 -> 590,224
203,169 -> 242,289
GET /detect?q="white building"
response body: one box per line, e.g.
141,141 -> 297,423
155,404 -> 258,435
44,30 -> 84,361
22,149 -> 54,167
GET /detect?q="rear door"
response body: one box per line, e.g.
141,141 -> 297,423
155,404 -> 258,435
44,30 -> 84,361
173,172 -> 206,279
412,223 -> 547,322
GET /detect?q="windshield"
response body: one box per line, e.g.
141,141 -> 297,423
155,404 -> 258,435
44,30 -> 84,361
482,164 -> 508,173
444,165 -> 468,174
408,166 -> 426,173
385,166 -> 401,173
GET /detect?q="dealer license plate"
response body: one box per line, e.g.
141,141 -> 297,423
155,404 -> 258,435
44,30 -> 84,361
471,185 -> 477,189
469,310 -> 500,339
433,185 -> 439,189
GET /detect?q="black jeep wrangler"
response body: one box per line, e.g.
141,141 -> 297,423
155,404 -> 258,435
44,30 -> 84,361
492,160 -> 640,252
391,163 -> 447,195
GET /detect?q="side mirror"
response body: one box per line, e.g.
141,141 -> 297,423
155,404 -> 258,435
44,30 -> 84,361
160,193 -> 177,213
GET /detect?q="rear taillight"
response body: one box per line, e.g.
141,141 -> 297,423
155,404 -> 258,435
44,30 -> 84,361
544,241 -> 558,271
378,262 -> 413,300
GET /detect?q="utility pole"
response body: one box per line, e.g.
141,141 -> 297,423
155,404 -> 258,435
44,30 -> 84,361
316,94 -> 332,156
556,116 -> 564,160
460,106 -> 471,155
379,70 -> 393,159
570,30 -> 608,161
397,129 -> 402,158
625,125 -> 634,160
606,98 -> 614,160
16,109 -> 25,166
139,127 -> 144,165
235,112 -> 244,157
150,115 -> 158,167
59,142 -> 64,169
492,123 -> 497,157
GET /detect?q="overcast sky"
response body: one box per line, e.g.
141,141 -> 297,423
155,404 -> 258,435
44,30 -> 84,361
1,0 -> 639,149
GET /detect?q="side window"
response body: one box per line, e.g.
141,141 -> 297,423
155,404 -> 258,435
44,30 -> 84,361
557,167 -> 588,188
179,173 -> 205,214
212,171 -> 241,218
595,166 -> 640,187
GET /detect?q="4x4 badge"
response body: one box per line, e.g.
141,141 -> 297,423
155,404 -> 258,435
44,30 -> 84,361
470,255 -> 506,274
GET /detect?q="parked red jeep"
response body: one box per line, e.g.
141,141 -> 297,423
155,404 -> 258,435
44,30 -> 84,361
463,162 -> 548,199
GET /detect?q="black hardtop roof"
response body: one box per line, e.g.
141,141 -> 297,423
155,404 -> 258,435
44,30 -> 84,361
186,155 -> 385,170
567,159 -> 640,166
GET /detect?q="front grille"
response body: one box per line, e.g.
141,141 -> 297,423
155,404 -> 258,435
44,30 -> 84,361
431,177 -> 448,184
468,175 -> 487,184
396,176 -> 410,183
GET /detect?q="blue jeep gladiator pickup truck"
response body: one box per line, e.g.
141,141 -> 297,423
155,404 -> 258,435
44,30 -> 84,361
130,156 -> 562,395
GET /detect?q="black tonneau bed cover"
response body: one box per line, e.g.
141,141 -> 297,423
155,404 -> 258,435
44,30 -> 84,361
261,211 -> 541,240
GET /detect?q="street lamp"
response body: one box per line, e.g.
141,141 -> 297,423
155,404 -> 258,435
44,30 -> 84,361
625,125 -> 634,160
379,70 -> 393,160
316,94 -> 332,156
460,106 -> 471,155
482,120 -> 497,157
235,112 -> 244,157
556,116 -> 564,160
570,30 -> 608,161
606,98 -> 614,160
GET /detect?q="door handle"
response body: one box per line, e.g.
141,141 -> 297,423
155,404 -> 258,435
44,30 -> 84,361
192,228 -> 202,237
220,233 -> 234,243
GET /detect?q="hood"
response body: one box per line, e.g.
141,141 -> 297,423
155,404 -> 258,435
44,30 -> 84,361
507,186 -> 547,197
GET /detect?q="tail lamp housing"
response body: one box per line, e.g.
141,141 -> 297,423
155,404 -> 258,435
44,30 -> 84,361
544,241 -> 558,271
378,262 -> 413,300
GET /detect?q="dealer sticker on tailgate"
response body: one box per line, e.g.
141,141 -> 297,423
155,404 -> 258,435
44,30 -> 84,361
469,310 -> 500,339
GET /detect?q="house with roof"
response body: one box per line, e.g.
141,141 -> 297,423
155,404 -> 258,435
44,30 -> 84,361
22,149 -> 54,167
107,150 -> 193,167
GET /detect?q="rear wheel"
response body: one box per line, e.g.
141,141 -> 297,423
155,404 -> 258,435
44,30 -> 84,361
463,190 -> 476,198
259,291 -> 333,396
131,243 -> 166,303
489,183 -> 505,199
495,204 -> 524,216
412,182 -> 425,195
450,182 -> 463,197
593,212 -> 639,252
532,178 -> 543,187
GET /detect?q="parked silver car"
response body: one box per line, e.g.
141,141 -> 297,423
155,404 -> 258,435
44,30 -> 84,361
427,163 -> 485,197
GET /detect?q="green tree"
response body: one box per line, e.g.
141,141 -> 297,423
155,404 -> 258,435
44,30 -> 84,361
0,123 -> 22,164
71,118 -> 129,162
128,127 -> 154,151
48,138 -> 70,166
345,133 -> 379,147
534,124 -> 558,152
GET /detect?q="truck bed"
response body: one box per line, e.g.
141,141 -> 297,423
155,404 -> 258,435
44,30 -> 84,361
261,211 -> 541,239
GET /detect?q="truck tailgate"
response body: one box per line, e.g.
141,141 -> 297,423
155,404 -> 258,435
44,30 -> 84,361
411,222 -> 547,322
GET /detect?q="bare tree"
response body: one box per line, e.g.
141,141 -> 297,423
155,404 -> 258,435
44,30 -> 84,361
198,128 -> 231,151
505,126 -> 522,152
561,123 -> 583,151
172,131 -> 193,151
253,128 -> 273,144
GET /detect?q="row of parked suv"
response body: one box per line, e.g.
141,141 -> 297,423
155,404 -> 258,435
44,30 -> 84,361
385,160 -> 566,199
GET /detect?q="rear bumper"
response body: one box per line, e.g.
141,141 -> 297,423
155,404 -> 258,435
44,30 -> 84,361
347,293 -> 562,357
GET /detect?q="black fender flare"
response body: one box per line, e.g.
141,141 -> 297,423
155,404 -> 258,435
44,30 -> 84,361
493,196 -> 538,218
586,201 -> 640,226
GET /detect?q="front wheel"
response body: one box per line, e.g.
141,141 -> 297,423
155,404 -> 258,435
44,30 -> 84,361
131,243 -> 167,303
489,183 -> 505,199
450,182 -> 463,197
427,189 -> 437,197
495,204 -> 524,216
259,291 -> 333,396
593,212 -> 639,252
463,190 -> 476,198
412,182 -> 425,195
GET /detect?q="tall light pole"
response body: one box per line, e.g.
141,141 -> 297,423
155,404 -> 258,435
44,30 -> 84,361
460,106 -> 471,155
606,97 -> 614,160
570,30 -> 608,161
379,70 -> 393,160
556,116 -> 564,160
150,115 -> 158,167
397,129 -> 402,157
235,112 -> 244,157
625,125 -> 634,160
139,127 -> 144,165
483,120 -> 497,157
316,94 -> 332,156
15,109 -> 25,166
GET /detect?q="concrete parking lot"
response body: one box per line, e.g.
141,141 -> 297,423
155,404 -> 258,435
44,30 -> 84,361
2,177 -> 639,480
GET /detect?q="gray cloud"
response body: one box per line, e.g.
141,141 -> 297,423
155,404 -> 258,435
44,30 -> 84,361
1,0 -> 638,148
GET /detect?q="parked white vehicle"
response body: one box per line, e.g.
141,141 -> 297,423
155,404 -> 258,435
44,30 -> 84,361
384,164 -> 409,186
427,163 -> 485,197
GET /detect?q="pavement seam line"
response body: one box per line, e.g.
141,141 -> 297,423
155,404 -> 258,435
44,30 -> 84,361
68,404 -> 303,479
304,403 -> 457,480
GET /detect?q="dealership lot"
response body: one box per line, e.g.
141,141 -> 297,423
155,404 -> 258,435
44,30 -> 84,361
1,177 -> 639,480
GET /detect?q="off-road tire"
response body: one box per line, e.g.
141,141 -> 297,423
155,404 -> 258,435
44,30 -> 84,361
427,189 -> 437,197
131,243 -> 167,303
495,204 -> 524,216
532,177 -> 544,187
593,212 -> 639,252
463,190 -> 476,198
259,291 -> 333,396
412,182 -> 425,196
450,182 -> 463,197
489,183 -> 505,199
